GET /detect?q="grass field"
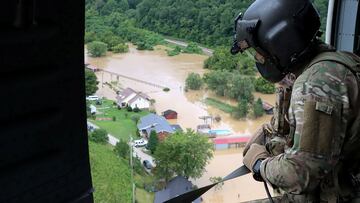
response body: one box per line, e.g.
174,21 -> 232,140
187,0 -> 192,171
89,141 -> 132,203
204,97 -> 237,114
89,99 -> 149,141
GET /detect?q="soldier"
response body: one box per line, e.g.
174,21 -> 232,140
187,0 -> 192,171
231,0 -> 360,202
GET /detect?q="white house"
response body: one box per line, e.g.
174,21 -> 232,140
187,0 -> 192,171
116,88 -> 151,109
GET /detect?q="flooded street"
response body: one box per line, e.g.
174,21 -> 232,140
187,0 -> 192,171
85,45 -> 276,202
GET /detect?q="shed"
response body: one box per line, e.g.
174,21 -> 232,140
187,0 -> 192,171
162,109 -> 178,119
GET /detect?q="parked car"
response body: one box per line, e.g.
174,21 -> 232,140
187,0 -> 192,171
133,139 -> 147,147
86,95 -> 99,101
143,160 -> 153,170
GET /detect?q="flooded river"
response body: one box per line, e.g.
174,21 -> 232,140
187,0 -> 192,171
85,45 -> 276,202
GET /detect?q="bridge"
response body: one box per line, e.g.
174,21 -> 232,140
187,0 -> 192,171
97,68 -> 169,90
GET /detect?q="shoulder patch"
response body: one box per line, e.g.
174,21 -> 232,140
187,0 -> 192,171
315,102 -> 333,115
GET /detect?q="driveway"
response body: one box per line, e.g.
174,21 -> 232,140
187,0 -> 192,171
87,121 -> 155,166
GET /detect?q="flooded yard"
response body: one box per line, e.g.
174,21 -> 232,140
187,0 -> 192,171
85,45 -> 276,202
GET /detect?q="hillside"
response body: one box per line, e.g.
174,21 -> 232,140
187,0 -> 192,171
89,141 -> 132,203
85,0 -> 328,47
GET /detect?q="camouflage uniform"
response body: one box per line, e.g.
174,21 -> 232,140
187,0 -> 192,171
252,51 -> 360,202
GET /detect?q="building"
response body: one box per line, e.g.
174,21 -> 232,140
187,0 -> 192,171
213,136 -> 250,150
162,109 -> 178,119
137,114 -> 174,140
116,88 -> 151,109
154,176 -> 201,203
262,102 -> 274,115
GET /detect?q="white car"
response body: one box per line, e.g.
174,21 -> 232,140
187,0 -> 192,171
133,139 -> 148,148
86,95 -> 99,101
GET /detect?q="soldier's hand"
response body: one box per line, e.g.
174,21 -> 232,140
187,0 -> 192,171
243,143 -> 270,181
243,124 -> 272,156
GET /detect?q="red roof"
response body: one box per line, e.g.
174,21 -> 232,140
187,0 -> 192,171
213,137 -> 250,144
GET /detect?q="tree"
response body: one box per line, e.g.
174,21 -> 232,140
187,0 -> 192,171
87,41 -> 108,57
114,139 -> 130,159
185,72 -> 203,90
154,129 -> 213,182
254,77 -> 276,94
85,69 -> 99,96
232,99 -> 249,119
112,43 -> 129,53
183,42 -> 202,54
253,98 -> 264,118
131,114 -> 140,124
148,130 -> 159,154
90,129 -> 109,144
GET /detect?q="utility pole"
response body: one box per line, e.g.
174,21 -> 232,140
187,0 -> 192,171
129,135 -> 135,203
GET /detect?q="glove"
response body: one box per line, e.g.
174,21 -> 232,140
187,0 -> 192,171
243,143 -> 270,174
243,124 -> 272,156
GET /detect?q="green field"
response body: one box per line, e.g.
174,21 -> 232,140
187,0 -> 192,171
89,99 -> 149,141
89,141 -> 132,203
204,97 -> 237,113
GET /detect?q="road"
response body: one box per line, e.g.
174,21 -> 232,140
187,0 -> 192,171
164,39 -> 214,56
87,121 -> 155,166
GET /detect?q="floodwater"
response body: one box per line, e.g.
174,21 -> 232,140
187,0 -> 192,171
85,45 -> 276,202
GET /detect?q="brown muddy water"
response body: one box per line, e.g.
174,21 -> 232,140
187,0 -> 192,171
85,45 -> 276,202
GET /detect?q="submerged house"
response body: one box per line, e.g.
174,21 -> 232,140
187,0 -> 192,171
116,88 -> 151,109
137,114 -> 174,140
154,176 -> 200,203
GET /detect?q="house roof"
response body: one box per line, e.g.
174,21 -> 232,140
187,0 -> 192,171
213,136 -> 250,144
154,176 -> 200,203
117,88 -> 151,105
162,109 -> 177,115
137,114 -> 174,135
128,92 -> 150,104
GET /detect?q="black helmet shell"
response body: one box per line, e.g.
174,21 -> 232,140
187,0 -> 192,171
232,0 -> 320,82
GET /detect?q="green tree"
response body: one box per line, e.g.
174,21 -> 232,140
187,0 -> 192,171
232,99 -> 249,119
253,98 -> 264,118
114,139 -> 130,159
90,129 -> 109,144
227,74 -> 254,102
185,72 -> 203,90
254,77 -> 276,94
85,69 -> 99,96
88,41 -> 108,57
131,114 -> 140,124
183,42 -> 202,54
154,129 -> 213,182
148,130 -> 159,154
112,43 -> 129,53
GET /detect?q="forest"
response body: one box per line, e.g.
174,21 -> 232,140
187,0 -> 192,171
86,0 -> 328,48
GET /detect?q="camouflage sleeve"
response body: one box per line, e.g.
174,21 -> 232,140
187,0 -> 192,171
259,61 -> 358,194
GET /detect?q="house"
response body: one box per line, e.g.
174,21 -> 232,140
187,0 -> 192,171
262,102 -> 274,115
213,136 -> 250,150
162,109 -> 178,119
154,176 -> 201,203
116,88 -> 151,109
137,114 -> 174,140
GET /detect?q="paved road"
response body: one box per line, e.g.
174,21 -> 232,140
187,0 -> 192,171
164,39 -> 214,56
87,121 -> 155,166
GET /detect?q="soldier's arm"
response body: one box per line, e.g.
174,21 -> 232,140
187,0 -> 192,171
259,61 -> 359,194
